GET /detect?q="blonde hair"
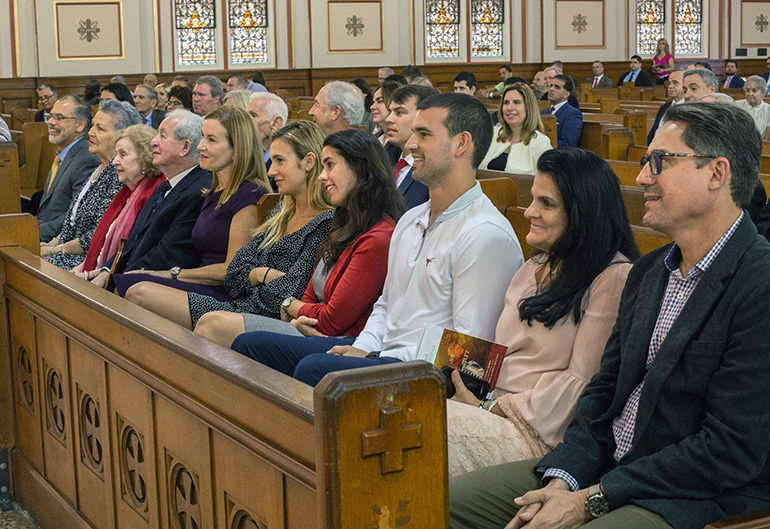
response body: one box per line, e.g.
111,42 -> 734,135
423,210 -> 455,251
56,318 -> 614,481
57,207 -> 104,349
497,83 -> 544,146
254,120 -> 332,248
113,124 -> 160,177
657,38 -> 671,55
202,106 -> 271,208
223,89 -> 251,110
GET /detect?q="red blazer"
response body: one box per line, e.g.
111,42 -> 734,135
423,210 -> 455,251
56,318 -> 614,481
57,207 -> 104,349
297,216 -> 396,337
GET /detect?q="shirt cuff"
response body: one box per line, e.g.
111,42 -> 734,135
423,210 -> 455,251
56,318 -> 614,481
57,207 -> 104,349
542,468 -> 580,492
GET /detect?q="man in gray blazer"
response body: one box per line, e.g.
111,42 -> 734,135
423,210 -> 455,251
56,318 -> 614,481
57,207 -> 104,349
36,95 -> 100,242
450,103 -> 770,529
586,60 -> 613,88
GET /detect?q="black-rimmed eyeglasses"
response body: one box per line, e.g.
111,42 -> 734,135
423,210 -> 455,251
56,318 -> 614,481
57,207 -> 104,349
44,112 -> 78,122
640,150 -> 717,176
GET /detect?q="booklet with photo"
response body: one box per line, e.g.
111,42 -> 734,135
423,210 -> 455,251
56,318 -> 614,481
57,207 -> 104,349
415,323 -> 507,391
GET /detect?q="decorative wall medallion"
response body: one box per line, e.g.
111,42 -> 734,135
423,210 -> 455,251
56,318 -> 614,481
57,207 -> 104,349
78,18 -> 101,41
79,392 -> 104,476
119,422 -> 148,513
167,456 -> 201,529
16,343 -> 34,411
225,493 -> 267,529
361,403 -> 421,474
757,14 -> 769,33
230,509 -> 262,529
572,13 -> 588,33
346,15 -> 365,36
45,366 -> 67,444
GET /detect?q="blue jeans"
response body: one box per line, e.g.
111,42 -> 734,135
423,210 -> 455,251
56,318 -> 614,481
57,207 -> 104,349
231,331 -> 355,376
293,354 -> 403,386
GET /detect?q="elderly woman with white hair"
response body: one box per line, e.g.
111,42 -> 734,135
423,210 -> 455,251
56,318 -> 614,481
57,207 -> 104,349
737,75 -> 770,139
41,99 -> 142,270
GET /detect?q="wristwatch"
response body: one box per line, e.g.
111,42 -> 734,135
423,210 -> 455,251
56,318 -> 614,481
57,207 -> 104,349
281,296 -> 296,313
479,398 -> 497,411
170,266 -> 181,280
585,483 -> 610,518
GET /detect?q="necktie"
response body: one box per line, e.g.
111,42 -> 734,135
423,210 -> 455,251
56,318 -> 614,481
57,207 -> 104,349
546,106 -> 555,114
593,77 -> 599,88
149,180 -> 171,216
724,76 -> 731,89
393,158 -> 409,182
47,155 -> 62,192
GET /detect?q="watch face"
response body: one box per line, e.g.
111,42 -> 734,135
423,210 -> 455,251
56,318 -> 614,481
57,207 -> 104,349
587,496 -> 610,517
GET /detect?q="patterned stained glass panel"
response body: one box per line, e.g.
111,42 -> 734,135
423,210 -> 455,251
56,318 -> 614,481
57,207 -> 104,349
471,0 -> 504,57
426,0 -> 460,58
175,0 -> 217,65
229,0 -> 268,64
675,0 -> 701,54
636,0 -> 665,55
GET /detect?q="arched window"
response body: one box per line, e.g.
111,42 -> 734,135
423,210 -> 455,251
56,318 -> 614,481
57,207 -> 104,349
471,0 -> 504,57
636,0 -> 704,56
174,0 -> 270,67
426,0 -> 461,58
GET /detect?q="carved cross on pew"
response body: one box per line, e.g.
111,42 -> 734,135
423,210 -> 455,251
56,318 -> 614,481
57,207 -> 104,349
361,403 -> 422,474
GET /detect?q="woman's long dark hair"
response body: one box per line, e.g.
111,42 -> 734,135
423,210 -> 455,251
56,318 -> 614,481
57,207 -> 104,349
518,148 -> 640,328
102,83 -> 135,106
320,129 -> 405,272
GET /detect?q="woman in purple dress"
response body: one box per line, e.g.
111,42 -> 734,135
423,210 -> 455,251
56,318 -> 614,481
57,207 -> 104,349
114,106 -> 270,298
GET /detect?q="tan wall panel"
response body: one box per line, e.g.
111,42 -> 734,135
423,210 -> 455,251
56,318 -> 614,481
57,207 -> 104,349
108,365 -> 159,529
155,396 -> 214,529
285,476 -> 317,529
36,319 -> 77,504
8,301 -> 44,473
69,340 -> 114,529
211,431 -> 285,529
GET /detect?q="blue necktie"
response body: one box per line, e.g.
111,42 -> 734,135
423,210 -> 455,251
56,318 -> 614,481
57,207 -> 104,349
149,180 -> 171,216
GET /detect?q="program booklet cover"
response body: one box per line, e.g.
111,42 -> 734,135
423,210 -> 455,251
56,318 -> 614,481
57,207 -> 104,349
415,324 -> 507,391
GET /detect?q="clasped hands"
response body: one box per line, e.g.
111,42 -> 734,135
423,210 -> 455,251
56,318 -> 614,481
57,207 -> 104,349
505,479 -> 591,529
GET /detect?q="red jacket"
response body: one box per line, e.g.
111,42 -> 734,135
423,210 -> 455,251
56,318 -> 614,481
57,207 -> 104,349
297,216 -> 395,337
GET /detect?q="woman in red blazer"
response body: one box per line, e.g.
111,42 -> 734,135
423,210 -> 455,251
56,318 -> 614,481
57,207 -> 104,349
196,129 -> 405,364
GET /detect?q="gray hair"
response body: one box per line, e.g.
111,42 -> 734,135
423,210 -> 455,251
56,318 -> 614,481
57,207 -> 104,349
98,99 -> 142,130
378,67 -> 394,76
684,68 -> 718,90
59,94 -> 92,132
195,75 -> 224,101
168,109 -> 204,163
697,92 -> 736,104
544,66 -> 562,75
745,75 -> 768,96
37,84 -> 57,94
223,89 -> 251,110
662,102 -> 761,209
110,75 -> 126,85
249,92 -> 289,126
135,84 -> 159,102
324,80 -> 365,127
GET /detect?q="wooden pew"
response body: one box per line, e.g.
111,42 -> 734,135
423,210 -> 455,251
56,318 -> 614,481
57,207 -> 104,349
541,115 -> 557,149
0,214 -> 448,529
17,122 -> 57,196
11,108 -> 38,131
504,205 -> 535,259
581,111 -> 650,149
256,193 -> 281,224
632,225 -> 672,254
477,169 -> 534,208
479,177 -> 517,214
0,143 -> 22,213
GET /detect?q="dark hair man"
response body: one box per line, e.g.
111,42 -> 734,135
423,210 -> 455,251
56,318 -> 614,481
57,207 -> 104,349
453,71 -> 478,95
618,55 -> 655,86
541,74 -> 583,147
34,84 -> 58,122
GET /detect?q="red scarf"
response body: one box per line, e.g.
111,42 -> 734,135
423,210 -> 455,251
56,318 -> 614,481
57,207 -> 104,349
82,175 -> 164,271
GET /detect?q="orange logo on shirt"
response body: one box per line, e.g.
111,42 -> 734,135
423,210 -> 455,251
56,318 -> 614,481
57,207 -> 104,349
425,257 -> 435,267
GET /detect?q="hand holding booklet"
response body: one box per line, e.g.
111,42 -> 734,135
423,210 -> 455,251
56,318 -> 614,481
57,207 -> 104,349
415,324 -> 507,399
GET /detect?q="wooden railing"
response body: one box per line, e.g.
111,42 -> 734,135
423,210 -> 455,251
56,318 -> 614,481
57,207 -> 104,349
0,214 -> 448,529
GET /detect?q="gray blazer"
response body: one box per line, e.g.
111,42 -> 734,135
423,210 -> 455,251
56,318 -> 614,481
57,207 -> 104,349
585,75 -> 613,88
36,136 -> 100,241
536,216 -> 770,529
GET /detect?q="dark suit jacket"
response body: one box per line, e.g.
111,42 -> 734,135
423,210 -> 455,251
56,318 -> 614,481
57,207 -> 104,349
617,70 -> 655,87
36,136 -> 100,241
760,72 -> 770,83
585,75 -> 613,88
385,142 -> 428,210
34,109 -> 46,122
537,92 -> 580,110
537,216 -> 770,529
724,75 -> 745,89
647,100 -> 673,144
541,103 -> 583,148
149,109 -> 166,129
109,165 -> 212,273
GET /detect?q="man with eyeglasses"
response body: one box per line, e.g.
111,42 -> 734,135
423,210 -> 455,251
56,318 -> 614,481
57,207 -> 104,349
36,95 -> 100,242
34,84 -> 58,122
450,103 -> 770,529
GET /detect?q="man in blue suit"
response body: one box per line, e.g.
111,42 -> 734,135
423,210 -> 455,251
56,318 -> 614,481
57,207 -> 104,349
540,74 -> 583,148
450,102 -> 770,529
383,84 -> 437,209
92,110 -> 212,287
722,60 -> 745,89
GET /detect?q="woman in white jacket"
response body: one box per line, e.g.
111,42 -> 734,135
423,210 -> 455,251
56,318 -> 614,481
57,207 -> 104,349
478,82 -> 552,174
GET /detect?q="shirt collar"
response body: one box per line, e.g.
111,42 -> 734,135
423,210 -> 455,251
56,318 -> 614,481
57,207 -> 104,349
552,100 -> 569,112
415,181 -> 482,230
57,135 -> 85,160
664,211 -> 744,275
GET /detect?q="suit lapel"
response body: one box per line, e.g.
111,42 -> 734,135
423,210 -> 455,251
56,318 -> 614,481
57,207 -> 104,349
40,137 -> 85,205
398,168 -> 414,194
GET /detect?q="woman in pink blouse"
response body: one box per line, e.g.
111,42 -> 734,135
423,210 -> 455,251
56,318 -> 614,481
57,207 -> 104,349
652,38 -> 675,85
446,148 -> 640,477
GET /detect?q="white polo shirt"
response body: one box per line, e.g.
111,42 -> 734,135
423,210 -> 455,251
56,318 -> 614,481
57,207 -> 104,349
353,181 -> 524,361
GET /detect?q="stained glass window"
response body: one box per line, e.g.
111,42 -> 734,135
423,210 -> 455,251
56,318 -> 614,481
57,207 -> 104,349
674,0 -> 702,54
426,0 -> 460,58
229,0 -> 268,64
471,0 -> 504,57
636,0 -> 665,55
175,0 -> 217,66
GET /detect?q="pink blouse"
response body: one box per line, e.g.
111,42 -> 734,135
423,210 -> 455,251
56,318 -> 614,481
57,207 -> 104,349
493,254 -> 632,447
654,53 -> 674,79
